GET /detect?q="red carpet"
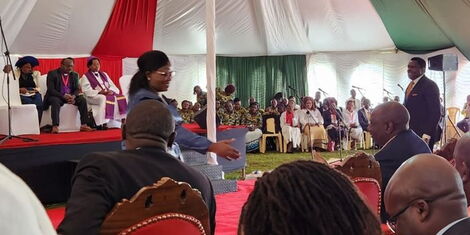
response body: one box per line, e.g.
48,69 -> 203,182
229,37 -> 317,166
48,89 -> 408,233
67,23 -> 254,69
46,180 -> 256,234
46,180 -> 396,234
0,129 -> 122,149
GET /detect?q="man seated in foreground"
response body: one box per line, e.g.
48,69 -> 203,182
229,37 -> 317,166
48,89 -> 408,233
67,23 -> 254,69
239,160 -> 382,235
57,100 -> 216,235
455,135 -> 470,206
0,163 -> 56,235
368,101 -> 431,222
384,154 -> 470,235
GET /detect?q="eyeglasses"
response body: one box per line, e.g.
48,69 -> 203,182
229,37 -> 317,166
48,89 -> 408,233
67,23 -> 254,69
386,198 -> 436,233
155,70 -> 175,77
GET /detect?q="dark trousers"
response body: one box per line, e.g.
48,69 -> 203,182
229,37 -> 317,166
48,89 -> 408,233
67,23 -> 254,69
20,93 -> 43,122
327,126 -> 345,145
47,96 -> 88,126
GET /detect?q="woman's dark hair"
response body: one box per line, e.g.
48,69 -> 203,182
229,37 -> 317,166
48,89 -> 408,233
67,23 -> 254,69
128,50 -> 170,96
239,160 -> 382,235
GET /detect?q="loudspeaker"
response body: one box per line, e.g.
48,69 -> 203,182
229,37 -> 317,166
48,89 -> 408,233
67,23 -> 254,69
428,54 -> 458,71
194,107 -> 221,129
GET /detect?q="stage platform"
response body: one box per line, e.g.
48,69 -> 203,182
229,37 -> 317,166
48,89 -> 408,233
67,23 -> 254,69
0,129 -> 123,204
0,125 -> 247,204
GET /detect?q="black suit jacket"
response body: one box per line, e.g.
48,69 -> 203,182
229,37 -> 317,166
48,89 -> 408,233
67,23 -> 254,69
443,217 -> 470,235
358,108 -> 369,131
43,68 -> 81,109
374,129 -> 431,222
57,147 -> 216,235
404,76 -> 440,139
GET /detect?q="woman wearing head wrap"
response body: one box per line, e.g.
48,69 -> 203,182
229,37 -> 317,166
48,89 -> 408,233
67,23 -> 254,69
3,56 -> 43,122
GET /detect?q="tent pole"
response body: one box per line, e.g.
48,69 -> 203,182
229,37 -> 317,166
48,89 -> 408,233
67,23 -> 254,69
206,0 -> 218,165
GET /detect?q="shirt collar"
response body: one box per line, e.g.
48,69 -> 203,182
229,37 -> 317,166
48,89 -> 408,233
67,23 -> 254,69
412,74 -> 425,85
436,217 -> 468,235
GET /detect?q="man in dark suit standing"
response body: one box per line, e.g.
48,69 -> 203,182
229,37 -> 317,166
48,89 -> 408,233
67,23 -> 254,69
43,57 -> 93,133
368,102 -> 430,222
58,100 -> 216,235
385,154 -> 470,235
404,57 -> 441,150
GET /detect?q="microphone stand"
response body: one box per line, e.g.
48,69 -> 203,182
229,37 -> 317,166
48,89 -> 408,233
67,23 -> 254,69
0,18 -> 36,144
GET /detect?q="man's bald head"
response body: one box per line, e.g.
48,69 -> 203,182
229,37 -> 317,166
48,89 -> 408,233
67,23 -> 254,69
385,154 -> 468,235
124,100 -> 175,149
368,102 -> 409,146
454,135 -> 470,206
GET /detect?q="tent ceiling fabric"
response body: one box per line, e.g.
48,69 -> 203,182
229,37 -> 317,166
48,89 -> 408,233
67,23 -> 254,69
422,0 -> 470,63
369,0 -> 453,54
154,0 -> 395,55
9,0 -> 114,56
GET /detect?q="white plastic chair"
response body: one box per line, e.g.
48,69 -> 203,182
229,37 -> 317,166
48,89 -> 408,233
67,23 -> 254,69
0,74 -> 40,135
119,75 -> 132,101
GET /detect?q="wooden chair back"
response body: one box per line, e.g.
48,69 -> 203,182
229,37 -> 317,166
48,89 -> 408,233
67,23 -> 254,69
100,177 -> 210,235
118,213 -> 205,235
334,151 -> 382,186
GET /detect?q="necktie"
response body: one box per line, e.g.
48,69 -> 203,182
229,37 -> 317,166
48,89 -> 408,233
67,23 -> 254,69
405,81 -> 415,98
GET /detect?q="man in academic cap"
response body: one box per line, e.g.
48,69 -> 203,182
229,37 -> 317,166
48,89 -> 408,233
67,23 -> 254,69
3,56 -> 43,122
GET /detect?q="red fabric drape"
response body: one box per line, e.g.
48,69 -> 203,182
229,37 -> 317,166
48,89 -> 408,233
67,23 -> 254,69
92,0 -> 157,57
36,57 -> 123,91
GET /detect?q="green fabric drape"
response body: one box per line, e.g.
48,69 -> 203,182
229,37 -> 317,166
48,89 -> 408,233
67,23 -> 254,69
370,0 -> 453,54
216,55 -> 307,108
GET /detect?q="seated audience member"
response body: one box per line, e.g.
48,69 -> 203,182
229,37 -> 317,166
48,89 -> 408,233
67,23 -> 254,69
454,135 -> 470,206
193,85 -> 207,106
263,98 -> 279,115
233,98 -> 246,116
240,160 -> 382,235
57,100 -> 216,235
457,95 -> 470,133
242,102 -> 263,152
0,163 -> 56,235
216,84 -> 236,106
280,99 -> 301,153
248,97 -> 256,105
216,100 -> 225,117
368,102 -> 431,222
299,96 -> 327,150
220,100 -> 240,125
358,98 -> 371,131
80,57 -> 127,129
288,95 -> 300,110
43,57 -> 93,133
393,96 -> 400,102
322,97 -> 346,150
349,89 -> 361,111
192,102 -> 201,113
178,100 -> 194,123
383,96 -> 390,103
385,154 -> 470,235
3,56 -> 43,122
343,99 -> 363,148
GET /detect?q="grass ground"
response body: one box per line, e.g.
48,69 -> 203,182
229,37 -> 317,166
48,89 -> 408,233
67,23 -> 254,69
224,149 -> 377,180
